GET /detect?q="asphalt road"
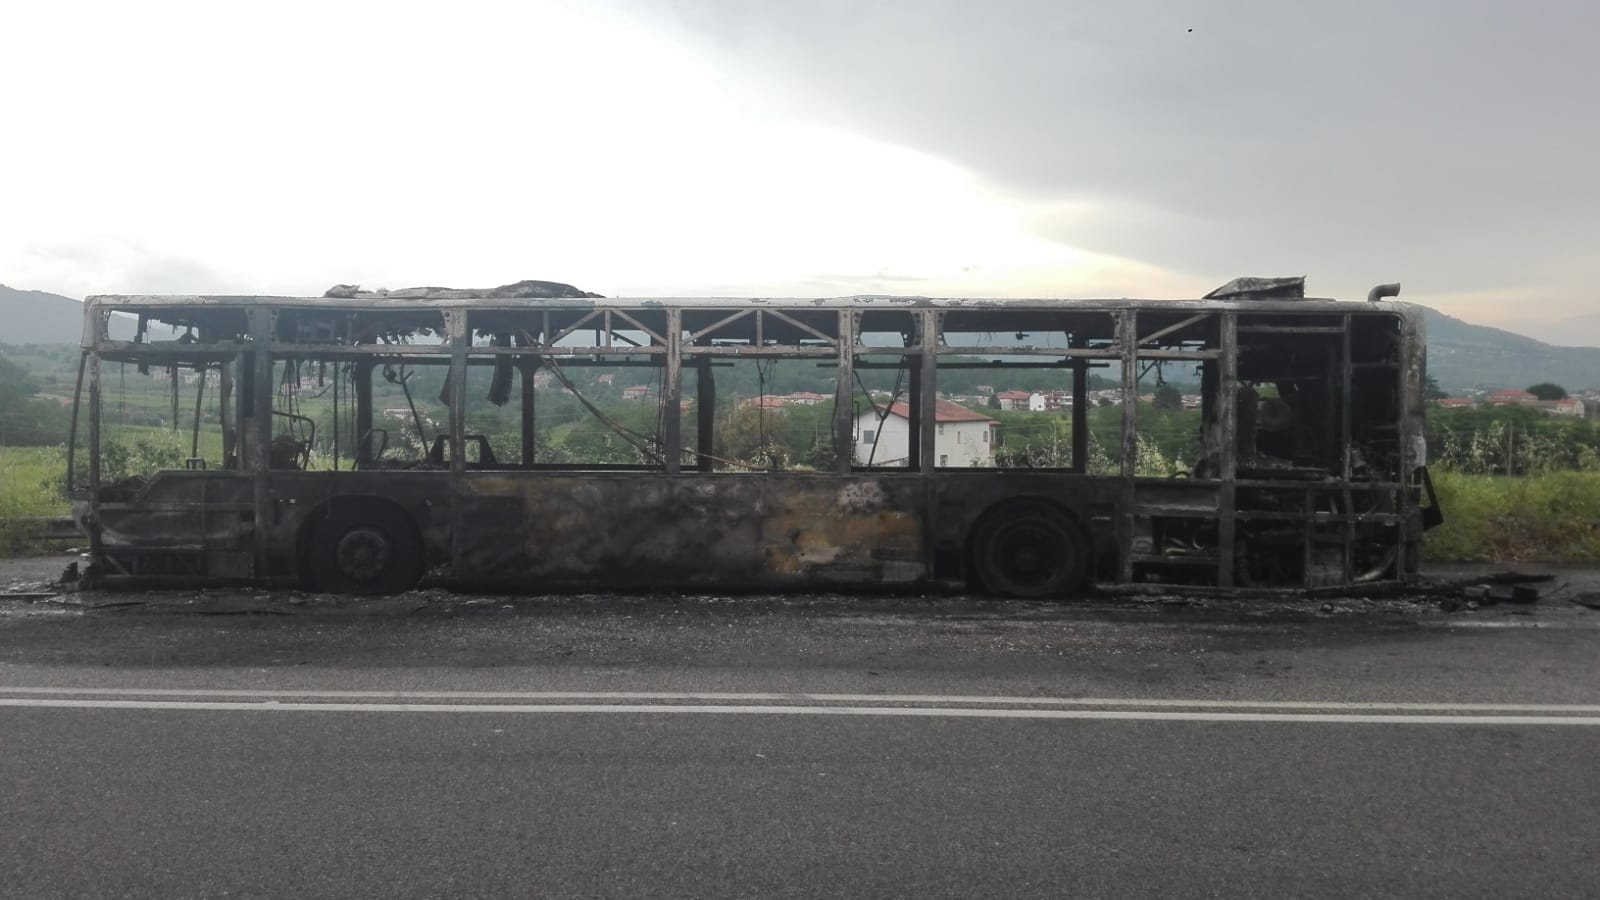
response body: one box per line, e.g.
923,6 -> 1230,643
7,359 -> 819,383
4,559 -> 1600,899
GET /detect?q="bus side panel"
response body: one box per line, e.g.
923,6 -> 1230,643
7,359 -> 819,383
456,472 -> 926,590
87,472 -> 257,578
266,471 -> 456,580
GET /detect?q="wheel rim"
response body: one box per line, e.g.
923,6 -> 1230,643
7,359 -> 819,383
989,518 -> 1070,590
335,526 -> 392,583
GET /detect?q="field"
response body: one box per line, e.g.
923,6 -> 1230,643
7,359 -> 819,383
0,446 -> 72,555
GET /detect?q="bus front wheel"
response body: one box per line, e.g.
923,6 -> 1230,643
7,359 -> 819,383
305,503 -> 424,595
971,503 -> 1088,599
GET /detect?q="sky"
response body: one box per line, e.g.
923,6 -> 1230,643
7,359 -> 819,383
3,0 -> 1597,344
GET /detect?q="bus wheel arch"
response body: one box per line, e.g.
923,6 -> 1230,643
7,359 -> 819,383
966,498 -> 1089,599
299,497 -> 424,595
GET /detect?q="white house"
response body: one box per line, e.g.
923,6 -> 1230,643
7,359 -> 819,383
854,400 -> 999,467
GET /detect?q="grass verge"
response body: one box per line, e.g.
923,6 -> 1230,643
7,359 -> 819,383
0,445 -> 72,557
1423,470 -> 1600,563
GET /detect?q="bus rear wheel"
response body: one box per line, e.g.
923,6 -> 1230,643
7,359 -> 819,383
971,503 -> 1088,599
306,504 -> 423,595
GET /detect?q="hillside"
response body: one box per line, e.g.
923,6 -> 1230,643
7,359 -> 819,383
1419,306 -> 1600,392
0,285 -> 91,344
2,285 -> 1595,391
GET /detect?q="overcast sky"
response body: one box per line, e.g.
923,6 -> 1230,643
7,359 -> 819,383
3,0 -> 1596,343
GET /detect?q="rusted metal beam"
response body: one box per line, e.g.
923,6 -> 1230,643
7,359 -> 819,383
1217,311 -> 1239,588
678,345 -> 833,358
662,308 -> 683,476
1118,310 -> 1138,481
249,308 -> 274,580
354,361 -> 374,464
86,351 -> 102,562
65,352 -> 86,495
1072,358 -> 1088,473
835,311 -> 856,474
520,359 -> 537,467
544,309 -> 604,347
1138,312 -> 1210,347
1236,325 -> 1346,334
763,308 -> 837,344
1341,314 -> 1355,584
697,359 -> 717,473
1116,309 -> 1137,583
685,309 -> 752,344
609,308 -> 667,345
918,311 -> 938,472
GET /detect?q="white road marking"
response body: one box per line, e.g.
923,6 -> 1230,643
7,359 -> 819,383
1,686 -> 1598,714
2,695 -> 1600,724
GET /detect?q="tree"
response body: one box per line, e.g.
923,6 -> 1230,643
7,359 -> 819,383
1527,382 -> 1568,401
0,354 -> 70,446
1152,385 -> 1183,410
1422,374 -> 1447,402
719,403 -> 794,467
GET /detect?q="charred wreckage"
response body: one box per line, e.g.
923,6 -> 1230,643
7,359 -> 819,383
66,276 -> 1441,597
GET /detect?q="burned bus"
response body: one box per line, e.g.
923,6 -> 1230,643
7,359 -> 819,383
67,277 -> 1440,596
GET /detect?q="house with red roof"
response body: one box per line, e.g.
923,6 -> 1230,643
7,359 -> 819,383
1485,389 -> 1537,406
1540,398 -> 1584,417
854,399 -> 999,467
993,390 -> 1041,411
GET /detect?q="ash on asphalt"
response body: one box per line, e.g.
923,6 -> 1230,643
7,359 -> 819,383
4,552 -> 1597,628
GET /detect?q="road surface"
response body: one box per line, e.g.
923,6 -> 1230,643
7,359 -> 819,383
3,557 -> 1599,899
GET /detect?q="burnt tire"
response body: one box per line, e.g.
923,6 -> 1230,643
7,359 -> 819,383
971,502 -> 1088,599
306,504 -> 423,595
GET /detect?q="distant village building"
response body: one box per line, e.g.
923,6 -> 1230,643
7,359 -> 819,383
1480,389 -> 1584,417
1485,389 -> 1537,406
738,392 -> 830,410
621,385 -> 651,401
854,400 -> 999,467
741,396 -> 790,411
1437,398 -> 1474,409
993,390 -> 1045,411
1542,398 -> 1584,417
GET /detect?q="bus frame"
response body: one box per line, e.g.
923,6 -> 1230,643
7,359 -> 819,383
68,283 -> 1440,597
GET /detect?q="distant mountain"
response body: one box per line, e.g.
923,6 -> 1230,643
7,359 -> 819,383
0,284 -> 90,344
2,284 -> 1595,391
1419,305 -> 1600,392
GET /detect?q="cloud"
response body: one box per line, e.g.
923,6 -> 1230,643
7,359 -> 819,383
4,239 -> 255,299
6,0 -> 1595,346
609,0 -> 1600,306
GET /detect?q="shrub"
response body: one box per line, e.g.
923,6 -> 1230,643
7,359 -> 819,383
1423,471 -> 1600,563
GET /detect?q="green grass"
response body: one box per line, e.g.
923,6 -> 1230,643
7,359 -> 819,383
1423,471 -> 1600,563
0,445 -> 71,556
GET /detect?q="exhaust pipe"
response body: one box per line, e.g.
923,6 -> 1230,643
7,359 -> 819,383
1367,282 -> 1401,303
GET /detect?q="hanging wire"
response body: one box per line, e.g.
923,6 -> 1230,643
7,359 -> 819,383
331,360 -> 341,471
855,362 -> 907,467
118,362 -> 128,442
543,357 -> 663,464
190,363 -> 206,460
756,357 -> 771,455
